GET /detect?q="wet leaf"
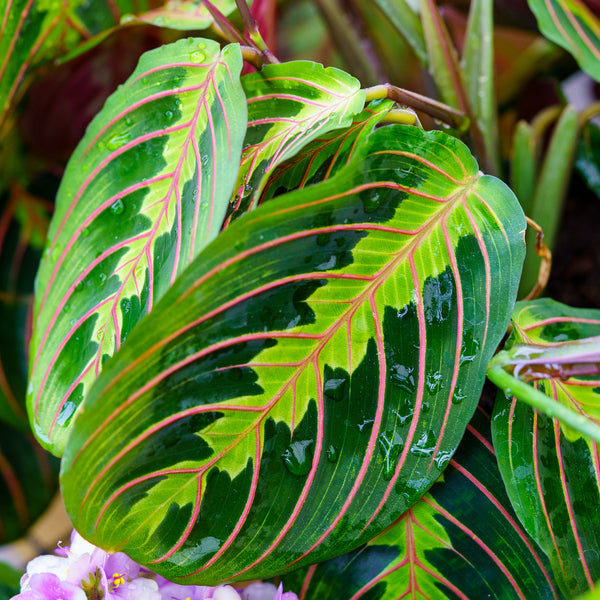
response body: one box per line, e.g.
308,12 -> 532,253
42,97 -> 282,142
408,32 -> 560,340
281,409 -> 565,600
492,298 -> 600,596
61,124 -> 525,582
227,60 -> 365,221
28,38 -> 247,455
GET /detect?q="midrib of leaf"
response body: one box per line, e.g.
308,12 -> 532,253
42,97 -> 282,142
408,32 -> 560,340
75,165 -> 480,576
30,57 -> 228,436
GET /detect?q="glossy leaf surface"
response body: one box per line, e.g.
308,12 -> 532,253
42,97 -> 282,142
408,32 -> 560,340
492,299 -> 600,596
260,99 -> 394,203
0,562 -> 21,600
282,409 -> 564,600
528,0 -> 600,81
0,421 -> 60,544
227,61 -> 365,220
29,38 -> 247,455
62,124 -> 525,583
0,185 -> 51,430
123,0 -> 244,31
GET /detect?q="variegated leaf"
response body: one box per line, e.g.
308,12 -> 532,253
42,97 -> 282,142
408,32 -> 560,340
226,61 -> 366,221
123,0 -> 248,30
61,124 -> 525,582
281,409 -> 564,600
260,99 -> 394,204
492,299 -> 600,596
528,0 -> 600,82
28,38 -> 247,456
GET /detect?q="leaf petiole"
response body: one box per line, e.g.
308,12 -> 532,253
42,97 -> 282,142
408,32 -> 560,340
364,83 -> 468,129
487,365 -> 600,444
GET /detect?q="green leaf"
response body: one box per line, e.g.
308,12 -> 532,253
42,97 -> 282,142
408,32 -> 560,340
0,186 -> 51,430
28,38 -> 247,456
61,124 -> 525,583
419,0 -> 468,112
0,562 -> 22,600
511,120 -> 539,215
372,0 -> 427,65
260,99 -> 394,203
0,421 -> 60,544
492,298 -> 600,596
227,61 -> 365,220
519,105 -> 579,297
281,409 -> 565,599
528,0 -> 600,82
0,0 -> 153,135
462,0 -> 500,175
575,121 -> 600,198
122,0 -> 246,31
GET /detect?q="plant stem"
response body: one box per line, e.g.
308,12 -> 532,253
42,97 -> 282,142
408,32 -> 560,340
202,0 -> 252,46
364,83 -> 467,129
487,366 -> 600,444
380,108 -> 418,125
233,0 -> 278,64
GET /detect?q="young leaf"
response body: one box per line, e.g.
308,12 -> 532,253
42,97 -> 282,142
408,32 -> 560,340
260,99 -> 394,203
61,124 -> 525,583
28,38 -> 247,456
462,0 -> 500,175
492,298 -> 600,595
123,0 -> 247,31
528,0 -> 600,82
0,421 -> 60,544
227,61 -> 365,220
0,185 -> 51,431
281,409 -> 564,600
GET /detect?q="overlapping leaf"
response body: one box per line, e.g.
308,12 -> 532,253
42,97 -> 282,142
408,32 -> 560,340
281,409 -> 564,600
260,99 -> 394,203
29,38 -> 247,456
61,124 -> 525,583
123,0 -> 246,30
528,0 -> 600,81
0,0 -> 155,135
0,185 -> 51,430
226,61 -> 365,221
492,299 -> 600,596
0,421 -> 60,544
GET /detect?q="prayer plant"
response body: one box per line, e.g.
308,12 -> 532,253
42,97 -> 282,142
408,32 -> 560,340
1,0 -> 600,598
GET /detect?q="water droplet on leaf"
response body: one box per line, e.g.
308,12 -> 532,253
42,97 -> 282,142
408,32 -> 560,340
282,440 -> 313,476
110,199 -> 125,215
190,50 -> 205,62
326,445 -> 338,462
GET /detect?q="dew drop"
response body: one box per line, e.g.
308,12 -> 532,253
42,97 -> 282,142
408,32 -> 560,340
190,50 -> 205,63
324,374 -> 347,402
357,418 -> 374,433
63,303 -> 71,313
125,116 -> 133,126
426,371 -> 443,393
110,199 -> 125,215
165,110 -> 173,120
106,132 -> 131,151
80,227 -> 90,236
410,429 -> 437,456
452,389 -> 467,404
390,364 -> 416,393
49,243 -> 61,263
326,444 -> 338,463
281,440 -> 313,476
141,77 -> 149,85
96,141 -> 105,151
378,430 -> 404,480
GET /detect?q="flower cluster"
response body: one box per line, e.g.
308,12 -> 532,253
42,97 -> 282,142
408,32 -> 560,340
13,531 -> 298,600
